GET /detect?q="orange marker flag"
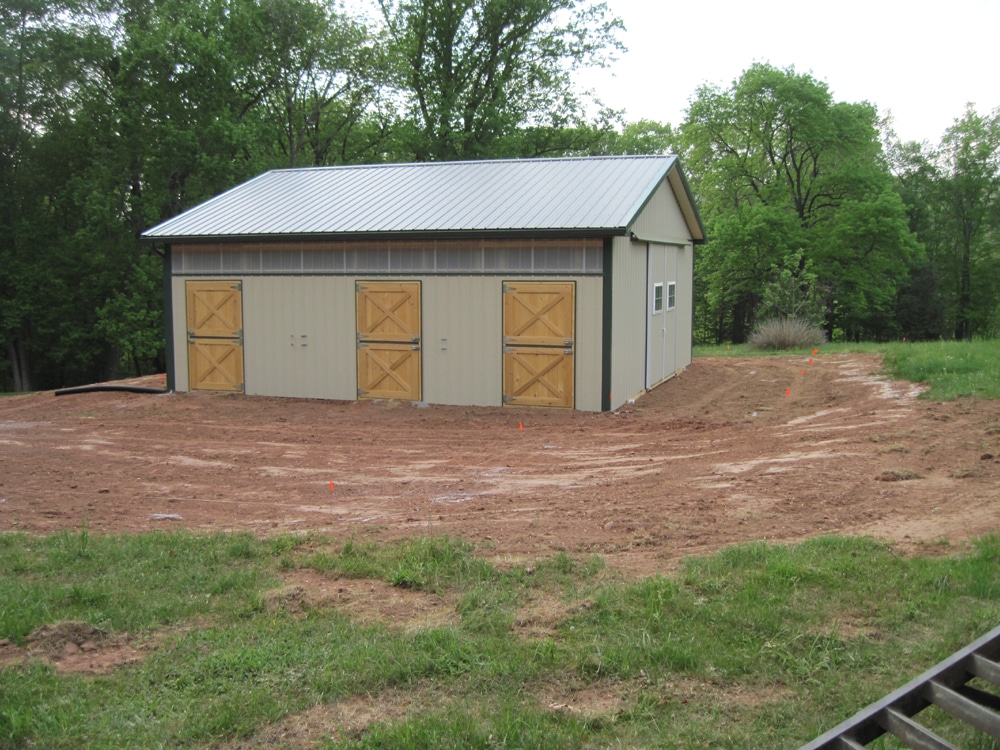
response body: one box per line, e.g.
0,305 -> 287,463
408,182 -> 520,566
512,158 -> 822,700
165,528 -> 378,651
329,481 -> 335,491
519,422 -> 523,430
785,389 -> 791,396
812,348 -> 819,355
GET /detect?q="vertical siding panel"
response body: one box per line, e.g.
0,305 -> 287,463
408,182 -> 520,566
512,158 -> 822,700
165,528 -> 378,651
677,244 -> 694,370
662,245 -> 677,379
243,276 -> 356,399
610,236 -> 647,408
574,277 -> 603,411
422,276 -> 502,407
172,278 -> 190,392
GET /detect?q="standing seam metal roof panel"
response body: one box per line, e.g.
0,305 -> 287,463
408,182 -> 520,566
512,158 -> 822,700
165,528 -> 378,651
142,155 -> 682,239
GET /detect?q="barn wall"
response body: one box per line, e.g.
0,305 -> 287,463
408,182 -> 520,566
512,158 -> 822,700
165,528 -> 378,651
242,276 -> 356,399
609,236 -> 648,410
421,276 -> 499,406
422,276 -> 601,410
676,243 -> 694,370
573,277 -> 603,412
171,272 -> 603,410
630,178 -> 692,244
170,279 -> 189,392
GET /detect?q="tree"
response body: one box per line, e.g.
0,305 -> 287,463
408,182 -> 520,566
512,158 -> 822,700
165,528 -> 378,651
680,64 -> 920,343
377,0 -> 623,161
591,118 -> 676,155
231,0 -> 392,169
937,106 -> 1000,339
887,107 -> 1000,340
0,0 -> 115,390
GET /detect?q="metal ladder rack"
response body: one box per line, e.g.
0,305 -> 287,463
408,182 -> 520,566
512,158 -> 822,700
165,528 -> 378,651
800,624 -> 1000,749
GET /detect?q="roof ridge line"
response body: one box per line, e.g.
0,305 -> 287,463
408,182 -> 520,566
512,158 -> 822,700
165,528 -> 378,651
267,154 -> 674,174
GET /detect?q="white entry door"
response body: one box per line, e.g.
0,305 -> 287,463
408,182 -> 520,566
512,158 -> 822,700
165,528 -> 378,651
646,243 -> 677,388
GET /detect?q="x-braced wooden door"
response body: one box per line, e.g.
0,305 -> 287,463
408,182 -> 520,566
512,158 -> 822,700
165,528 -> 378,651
186,280 -> 244,392
503,281 -> 575,408
356,281 -> 422,401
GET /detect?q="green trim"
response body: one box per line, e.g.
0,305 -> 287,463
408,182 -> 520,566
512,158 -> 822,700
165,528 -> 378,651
601,238 -> 614,412
162,246 -> 175,392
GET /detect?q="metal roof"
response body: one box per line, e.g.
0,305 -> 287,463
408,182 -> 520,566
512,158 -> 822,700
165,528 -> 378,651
142,155 -> 701,241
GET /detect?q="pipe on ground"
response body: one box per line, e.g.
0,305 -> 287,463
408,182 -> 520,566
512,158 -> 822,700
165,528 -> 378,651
54,385 -> 168,396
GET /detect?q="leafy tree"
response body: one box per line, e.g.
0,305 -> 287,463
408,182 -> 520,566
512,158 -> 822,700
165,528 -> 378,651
233,0 -> 391,168
887,107 -> 1000,340
937,106 -> 1000,339
680,63 -> 920,343
376,0 -> 624,161
590,118 -> 676,155
0,0 -> 115,390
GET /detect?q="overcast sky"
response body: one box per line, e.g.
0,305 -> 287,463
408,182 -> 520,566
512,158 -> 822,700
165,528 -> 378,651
575,0 -> 1000,145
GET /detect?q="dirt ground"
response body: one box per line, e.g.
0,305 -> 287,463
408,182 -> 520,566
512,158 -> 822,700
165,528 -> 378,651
2,353 -> 999,576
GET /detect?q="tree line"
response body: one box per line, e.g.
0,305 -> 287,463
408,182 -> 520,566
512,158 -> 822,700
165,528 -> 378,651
2,0 -> 998,391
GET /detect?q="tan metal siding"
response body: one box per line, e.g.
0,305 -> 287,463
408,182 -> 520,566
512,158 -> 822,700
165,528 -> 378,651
172,273 -> 603,409
630,180 -> 693,245
421,276 -> 602,411
676,244 -> 694,370
421,277 -> 501,407
573,277 -> 602,412
663,246 -> 678,379
241,276 -> 356,399
171,278 -> 190,392
610,236 -> 648,409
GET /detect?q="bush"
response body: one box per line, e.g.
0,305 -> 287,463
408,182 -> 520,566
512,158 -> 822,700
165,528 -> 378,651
747,317 -> 827,351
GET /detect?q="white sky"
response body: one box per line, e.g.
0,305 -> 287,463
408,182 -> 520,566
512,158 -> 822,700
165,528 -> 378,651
575,0 -> 1000,145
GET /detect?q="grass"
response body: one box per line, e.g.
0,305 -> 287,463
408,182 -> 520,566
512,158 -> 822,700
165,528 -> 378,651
695,338 -> 1000,400
2,531 -> 1000,748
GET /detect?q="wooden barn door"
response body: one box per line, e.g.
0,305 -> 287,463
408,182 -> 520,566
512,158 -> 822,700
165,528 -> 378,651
186,280 -> 244,392
356,281 -> 422,401
503,282 -> 575,408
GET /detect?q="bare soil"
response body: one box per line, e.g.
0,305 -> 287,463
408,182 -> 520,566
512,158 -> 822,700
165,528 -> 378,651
2,353 -> 1000,577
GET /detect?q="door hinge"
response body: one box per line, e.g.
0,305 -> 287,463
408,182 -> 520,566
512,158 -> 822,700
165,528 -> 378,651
230,282 -> 242,291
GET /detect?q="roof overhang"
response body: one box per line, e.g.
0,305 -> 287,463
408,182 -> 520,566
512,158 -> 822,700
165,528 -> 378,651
620,158 -> 706,245
141,226 -> 631,245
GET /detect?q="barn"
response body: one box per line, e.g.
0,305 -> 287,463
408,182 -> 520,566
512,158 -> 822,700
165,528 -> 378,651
142,155 -> 705,411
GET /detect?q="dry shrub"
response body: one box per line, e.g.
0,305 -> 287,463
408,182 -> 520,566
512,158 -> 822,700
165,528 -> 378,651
747,317 -> 827,351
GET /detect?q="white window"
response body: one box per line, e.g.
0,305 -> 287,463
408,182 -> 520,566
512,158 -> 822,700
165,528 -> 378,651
666,281 -> 676,311
653,282 -> 664,313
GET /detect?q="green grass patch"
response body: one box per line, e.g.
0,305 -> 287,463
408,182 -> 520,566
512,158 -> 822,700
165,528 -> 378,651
695,339 -> 1000,401
2,531 -> 999,748
881,339 -> 1000,400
